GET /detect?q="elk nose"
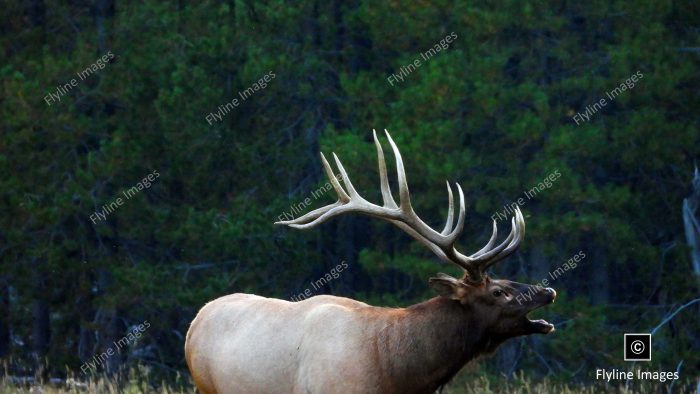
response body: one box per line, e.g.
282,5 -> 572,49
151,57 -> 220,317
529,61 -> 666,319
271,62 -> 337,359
543,288 -> 556,302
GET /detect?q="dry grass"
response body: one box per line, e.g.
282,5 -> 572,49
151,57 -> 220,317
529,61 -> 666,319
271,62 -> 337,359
445,371 -> 698,394
0,366 -> 193,394
1,368 -> 696,393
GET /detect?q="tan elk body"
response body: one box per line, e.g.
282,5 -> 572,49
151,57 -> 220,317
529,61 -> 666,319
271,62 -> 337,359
185,131 -> 556,394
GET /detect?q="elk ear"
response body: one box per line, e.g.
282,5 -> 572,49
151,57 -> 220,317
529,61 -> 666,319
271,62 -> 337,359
428,273 -> 468,300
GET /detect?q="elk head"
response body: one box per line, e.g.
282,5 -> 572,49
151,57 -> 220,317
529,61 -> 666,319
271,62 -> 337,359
276,130 -> 555,339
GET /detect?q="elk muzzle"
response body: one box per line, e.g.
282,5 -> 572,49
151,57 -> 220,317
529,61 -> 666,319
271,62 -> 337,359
521,286 -> 556,334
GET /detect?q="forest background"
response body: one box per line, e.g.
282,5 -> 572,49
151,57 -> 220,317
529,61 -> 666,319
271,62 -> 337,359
1,0 -> 699,392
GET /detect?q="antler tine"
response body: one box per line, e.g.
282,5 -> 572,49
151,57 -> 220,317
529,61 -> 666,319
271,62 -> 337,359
470,218 -> 516,262
383,129 -> 462,247
332,153 -> 363,200
470,220 -> 499,258
384,130 -> 412,212
440,181 -> 454,235
321,152 -> 349,203
443,183 -> 466,245
373,130 -> 398,209
274,153 -> 348,227
481,208 -> 525,269
464,207 -> 525,275
279,202 -> 344,228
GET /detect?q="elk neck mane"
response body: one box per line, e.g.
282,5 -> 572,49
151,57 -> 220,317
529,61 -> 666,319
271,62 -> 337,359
370,296 -> 507,392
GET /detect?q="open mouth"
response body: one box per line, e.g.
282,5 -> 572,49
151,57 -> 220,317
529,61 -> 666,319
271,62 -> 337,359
525,289 -> 556,334
526,318 -> 555,334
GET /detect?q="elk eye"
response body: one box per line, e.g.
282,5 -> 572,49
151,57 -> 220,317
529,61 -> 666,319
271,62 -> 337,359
493,289 -> 505,297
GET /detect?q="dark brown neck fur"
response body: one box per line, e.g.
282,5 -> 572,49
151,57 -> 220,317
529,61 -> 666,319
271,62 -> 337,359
373,297 -> 507,394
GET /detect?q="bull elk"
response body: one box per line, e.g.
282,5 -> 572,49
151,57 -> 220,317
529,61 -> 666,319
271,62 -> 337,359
185,130 -> 556,394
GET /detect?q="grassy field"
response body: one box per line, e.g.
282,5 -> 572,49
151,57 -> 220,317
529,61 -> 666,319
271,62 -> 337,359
445,372 -> 699,394
1,368 -> 697,394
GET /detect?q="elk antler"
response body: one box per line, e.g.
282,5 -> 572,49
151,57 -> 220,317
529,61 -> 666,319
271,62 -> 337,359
275,130 -> 525,283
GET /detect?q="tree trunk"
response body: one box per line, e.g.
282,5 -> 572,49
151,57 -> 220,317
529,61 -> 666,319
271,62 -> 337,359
96,268 -> 121,375
92,0 -> 114,53
31,296 -> 50,379
590,248 -> 610,304
27,0 -> 45,27
0,283 -> 10,358
682,167 -> 700,286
